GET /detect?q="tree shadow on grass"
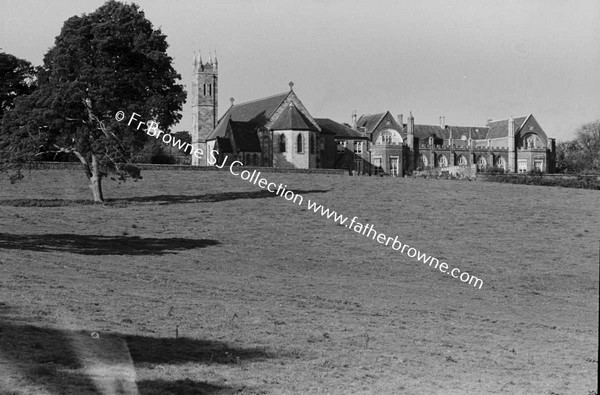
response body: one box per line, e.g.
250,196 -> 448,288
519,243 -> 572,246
0,233 -> 219,255
0,189 -> 331,207
136,379 -> 233,395
107,188 -> 331,205
124,334 -> 270,365
0,311 -> 270,394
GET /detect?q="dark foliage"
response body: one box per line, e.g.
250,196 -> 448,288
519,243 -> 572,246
0,52 -> 36,120
487,174 -> 600,190
0,1 -> 186,200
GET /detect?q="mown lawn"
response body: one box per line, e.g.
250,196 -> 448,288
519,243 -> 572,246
0,169 -> 598,394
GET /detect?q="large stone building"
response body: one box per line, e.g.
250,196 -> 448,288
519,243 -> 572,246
352,111 -> 556,175
190,53 -> 556,174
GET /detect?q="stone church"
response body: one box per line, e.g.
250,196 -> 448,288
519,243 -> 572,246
190,52 -> 556,174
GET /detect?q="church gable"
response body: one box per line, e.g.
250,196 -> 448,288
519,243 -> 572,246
206,92 -> 289,141
270,103 -> 319,132
266,90 -> 321,132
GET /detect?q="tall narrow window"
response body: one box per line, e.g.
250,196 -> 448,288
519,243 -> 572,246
208,84 -> 212,96
354,141 -> 363,154
203,84 -> 206,95
518,159 -> 528,173
297,133 -> 304,153
310,133 -> 315,154
438,155 -> 448,168
496,156 -> 506,171
279,134 -> 286,153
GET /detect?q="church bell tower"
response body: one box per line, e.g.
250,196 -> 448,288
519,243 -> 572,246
191,50 -> 218,165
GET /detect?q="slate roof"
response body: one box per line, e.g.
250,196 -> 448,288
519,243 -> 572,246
412,124 -> 489,140
230,121 -> 261,152
412,124 -> 442,139
216,137 -> 232,153
486,116 -> 528,139
356,113 -> 387,134
314,118 -> 369,139
207,92 -> 289,140
270,103 -> 319,131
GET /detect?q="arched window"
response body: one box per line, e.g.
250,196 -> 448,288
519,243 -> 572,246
476,156 -> 487,170
437,155 -> 448,168
279,134 -> 286,153
377,129 -> 402,145
457,155 -> 468,166
418,154 -> 428,168
297,133 -> 304,153
310,133 -> 315,154
496,156 -> 506,170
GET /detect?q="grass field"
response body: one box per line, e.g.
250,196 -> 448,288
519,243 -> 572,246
0,169 -> 598,394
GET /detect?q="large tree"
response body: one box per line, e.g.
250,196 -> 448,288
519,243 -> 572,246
556,120 -> 600,173
0,52 -> 36,120
574,120 -> 600,172
0,1 -> 185,202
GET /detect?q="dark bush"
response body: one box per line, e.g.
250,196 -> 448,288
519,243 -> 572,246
485,173 -> 600,190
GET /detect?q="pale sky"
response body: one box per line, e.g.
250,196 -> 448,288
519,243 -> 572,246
1,0 -> 599,141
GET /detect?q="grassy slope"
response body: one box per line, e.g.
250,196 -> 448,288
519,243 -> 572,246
0,169 -> 598,394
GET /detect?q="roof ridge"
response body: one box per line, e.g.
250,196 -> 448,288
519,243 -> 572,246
231,91 -> 289,108
359,112 -> 386,117
487,115 -> 528,123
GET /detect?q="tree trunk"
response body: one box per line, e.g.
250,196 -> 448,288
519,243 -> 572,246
73,151 -> 104,203
89,154 -> 104,203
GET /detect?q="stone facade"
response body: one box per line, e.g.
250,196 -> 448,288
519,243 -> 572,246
191,52 -> 218,166
351,111 -> 556,176
191,54 -> 556,175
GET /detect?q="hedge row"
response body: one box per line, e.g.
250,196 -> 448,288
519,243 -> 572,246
486,174 -> 600,190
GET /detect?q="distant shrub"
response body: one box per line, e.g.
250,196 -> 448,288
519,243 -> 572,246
480,166 -> 505,175
528,168 -> 544,178
487,174 -> 600,190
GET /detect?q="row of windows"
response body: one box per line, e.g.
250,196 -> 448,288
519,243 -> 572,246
418,154 -> 508,169
372,156 -> 401,176
279,133 -> 316,154
337,140 -> 364,154
518,159 -> 544,172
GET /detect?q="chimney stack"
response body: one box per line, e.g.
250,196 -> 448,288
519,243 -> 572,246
352,110 -> 357,129
398,114 -> 403,126
407,111 -> 414,150
440,116 -> 446,129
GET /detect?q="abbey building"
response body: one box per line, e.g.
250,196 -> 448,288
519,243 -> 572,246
190,53 -> 556,174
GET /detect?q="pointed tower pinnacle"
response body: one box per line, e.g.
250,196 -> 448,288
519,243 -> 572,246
214,49 -> 218,66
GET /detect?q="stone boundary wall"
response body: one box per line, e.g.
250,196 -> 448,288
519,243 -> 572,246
17,162 -> 348,176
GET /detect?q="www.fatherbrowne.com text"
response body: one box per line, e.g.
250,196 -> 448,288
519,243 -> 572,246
117,110 -> 483,289
222,162 -> 484,290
